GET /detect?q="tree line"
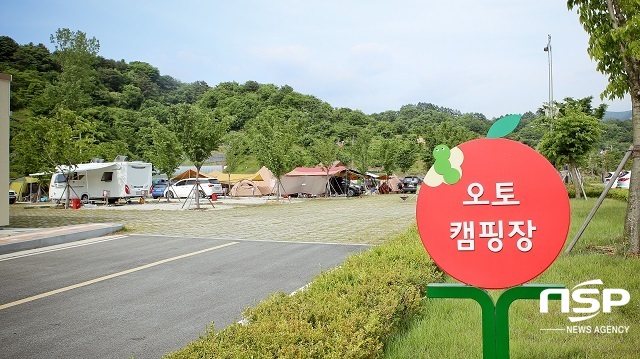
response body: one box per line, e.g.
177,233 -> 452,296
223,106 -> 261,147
0,30 -> 632,184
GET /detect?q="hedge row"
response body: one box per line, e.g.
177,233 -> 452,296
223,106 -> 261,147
165,227 -> 441,359
566,183 -> 629,202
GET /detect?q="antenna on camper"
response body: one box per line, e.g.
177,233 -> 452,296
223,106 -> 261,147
114,155 -> 128,162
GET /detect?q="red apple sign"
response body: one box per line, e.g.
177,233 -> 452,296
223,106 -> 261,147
416,115 -> 570,289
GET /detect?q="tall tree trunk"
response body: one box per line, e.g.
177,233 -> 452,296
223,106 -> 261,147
65,176 -> 71,209
625,98 -> 640,254
569,162 -> 582,199
276,176 -> 282,201
325,170 -> 330,197
606,0 -> 640,254
195,166 -> 201,209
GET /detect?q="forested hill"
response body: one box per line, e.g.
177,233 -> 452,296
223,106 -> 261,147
0,32 -> 632,179
604,110 -> 632,121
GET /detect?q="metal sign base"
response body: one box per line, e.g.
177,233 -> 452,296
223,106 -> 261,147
427,283 -> 564,359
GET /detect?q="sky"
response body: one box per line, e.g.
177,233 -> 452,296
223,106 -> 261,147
1,0 -> 632,119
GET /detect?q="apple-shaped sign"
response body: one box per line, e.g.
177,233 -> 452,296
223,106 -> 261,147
416,115 -> 570,289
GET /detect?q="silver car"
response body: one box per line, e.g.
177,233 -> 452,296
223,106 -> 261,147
164,178 -> 224,199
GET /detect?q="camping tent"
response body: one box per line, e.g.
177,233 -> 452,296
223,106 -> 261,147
206,166 -> 275,195
279,176 -> 329,196
230,179 -> 263,197
171,169 -> 210,182
206,170 -> 262,186
281,165 -> 356,196
285,165 -> 347,177
377,174 -> 401,194
253,166 -> 276,195
9,177 -> 41,201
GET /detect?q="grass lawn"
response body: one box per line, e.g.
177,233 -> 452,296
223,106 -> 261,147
384,199 -> 640,359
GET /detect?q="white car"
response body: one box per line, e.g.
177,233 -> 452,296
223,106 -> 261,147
9,189 -> 17,204
604,170 -> 631,189
164,178 -> 224,199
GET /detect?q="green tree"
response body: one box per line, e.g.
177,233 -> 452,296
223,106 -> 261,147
126,61 -> 160,99
10,108 -> 97,207
537,107 -> 603,198
223,131 -> 248,175
0,36 -> 20,63
222,131 -> 250,192
514,112 -> 547,148
375,138 -> 399,176
454,113 -> 491,136
395,137 -> 418,173
246,107 -> 299,198
117,84 -> 144,109
90,140 -> 129,162
12,42 -> 55,73
168,103 -> 228,207
46,28 -> 100,112
147,124 -> 183,201
11,108 -> 96,175
556,96 -> 607,120
310,137 -> 341,196
567,0 -> 640,252
10,115 -> 51,177
350,129 -> 374,175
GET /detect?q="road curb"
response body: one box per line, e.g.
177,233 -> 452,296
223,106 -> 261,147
0,223 -> 123,254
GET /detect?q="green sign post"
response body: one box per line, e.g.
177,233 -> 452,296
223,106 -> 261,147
427,283 -> 563,358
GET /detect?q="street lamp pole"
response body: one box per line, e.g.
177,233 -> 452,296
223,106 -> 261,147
543,34 -> 554,125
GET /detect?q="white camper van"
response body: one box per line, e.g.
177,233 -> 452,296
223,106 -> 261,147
49,158 -> 152,204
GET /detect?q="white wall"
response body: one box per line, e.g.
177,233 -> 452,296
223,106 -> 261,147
0,73 -> 11,226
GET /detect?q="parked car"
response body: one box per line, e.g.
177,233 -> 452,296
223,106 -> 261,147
400,176 -> 423,193
9,189 -> 17,204
616,170 -> 631,189
150,182 -> 168,199
164,178 -> 223,199
604,170 -> 631,189
329,177 -> 363,197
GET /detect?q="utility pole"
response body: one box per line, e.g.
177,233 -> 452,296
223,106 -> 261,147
544,34 -> 554,130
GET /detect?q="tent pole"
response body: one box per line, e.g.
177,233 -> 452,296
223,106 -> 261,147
345,170 -> 348,196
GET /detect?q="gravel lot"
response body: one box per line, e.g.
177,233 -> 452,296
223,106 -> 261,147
8,194 -> 418,244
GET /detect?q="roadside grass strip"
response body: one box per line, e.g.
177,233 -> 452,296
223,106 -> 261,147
164,227 -> 441,358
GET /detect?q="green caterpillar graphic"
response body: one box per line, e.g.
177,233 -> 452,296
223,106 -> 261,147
433,144 -> 461,185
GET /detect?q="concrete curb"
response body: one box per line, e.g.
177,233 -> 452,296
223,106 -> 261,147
0,223 -> 123,255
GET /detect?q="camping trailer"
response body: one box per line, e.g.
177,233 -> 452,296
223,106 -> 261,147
49,159 -> 152,204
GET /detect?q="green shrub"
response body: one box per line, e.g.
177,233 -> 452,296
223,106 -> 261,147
165,227 -> 441,359
565,183 -> 628,201
606,188 -> 629,201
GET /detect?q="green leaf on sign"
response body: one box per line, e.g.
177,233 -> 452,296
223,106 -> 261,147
486,114 -> 522,138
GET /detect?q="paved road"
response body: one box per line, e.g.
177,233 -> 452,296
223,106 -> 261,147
0,234 -> 369,359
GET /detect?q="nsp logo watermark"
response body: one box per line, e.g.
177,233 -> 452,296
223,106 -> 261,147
540,279 -> 630,322
539,279 -> 631,335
